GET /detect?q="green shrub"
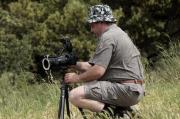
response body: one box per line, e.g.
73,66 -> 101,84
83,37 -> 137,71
0,0 -> 179,82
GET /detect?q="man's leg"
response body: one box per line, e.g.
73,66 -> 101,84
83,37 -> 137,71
69,85 -> 105,112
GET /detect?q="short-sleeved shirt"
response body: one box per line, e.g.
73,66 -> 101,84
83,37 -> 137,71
89,24 -> 144,81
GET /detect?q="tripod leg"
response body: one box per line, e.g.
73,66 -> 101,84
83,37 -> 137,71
65,85 -> 71,118
58,84 -> 66,119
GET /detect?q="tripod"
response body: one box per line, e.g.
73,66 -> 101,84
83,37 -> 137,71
58,71 -> 87,119
58,72 -> 70,119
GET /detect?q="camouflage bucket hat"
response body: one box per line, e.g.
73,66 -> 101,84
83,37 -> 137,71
87,4 -> 117,23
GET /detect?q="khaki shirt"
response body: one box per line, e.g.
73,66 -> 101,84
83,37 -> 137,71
89,24 -> 144,81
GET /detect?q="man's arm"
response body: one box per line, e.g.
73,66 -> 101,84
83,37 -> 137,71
78,64 -> 105,82
72,61 -> 92,72
64,64 -> 106,83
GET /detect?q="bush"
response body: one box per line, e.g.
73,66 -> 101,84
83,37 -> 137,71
0,0 -> 179,82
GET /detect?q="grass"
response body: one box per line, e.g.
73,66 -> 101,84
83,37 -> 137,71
0,73 -> 59,119
0,76 -> 179,119
0,42 -> 179,119
139,81 -> 180,119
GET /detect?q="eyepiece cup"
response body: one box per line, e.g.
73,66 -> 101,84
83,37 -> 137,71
42,58 -> 51,70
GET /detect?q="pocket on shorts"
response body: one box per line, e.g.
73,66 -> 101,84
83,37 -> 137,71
128,84 -> 143,96
101,84 -> 119,101
106,87 -> 118,99
90,87 -> 103,100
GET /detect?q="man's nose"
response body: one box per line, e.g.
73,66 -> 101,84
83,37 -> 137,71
90,27 -> 93,32
90,26 -> 95,33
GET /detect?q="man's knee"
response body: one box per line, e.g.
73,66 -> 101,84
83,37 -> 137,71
69,89 -> 78,103
69,86 -> 85,104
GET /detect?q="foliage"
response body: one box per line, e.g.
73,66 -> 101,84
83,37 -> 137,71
0,1 -> 179,119
0,0 -> 179,81
0,9 -> 33,73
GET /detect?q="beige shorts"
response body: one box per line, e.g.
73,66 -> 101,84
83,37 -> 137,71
84,81 -> 144,106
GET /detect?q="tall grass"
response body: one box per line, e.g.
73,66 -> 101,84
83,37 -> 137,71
139,82 -> 180,119
0,72 -> 59,119
139,42 -> 180,119
0,42 -> 179,119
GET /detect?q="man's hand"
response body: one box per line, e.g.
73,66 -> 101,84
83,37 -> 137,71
64,73 -> 80,83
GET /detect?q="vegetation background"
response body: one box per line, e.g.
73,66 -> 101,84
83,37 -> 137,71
0,0 -> 179,119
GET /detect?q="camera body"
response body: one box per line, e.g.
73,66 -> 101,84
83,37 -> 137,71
42,37 -> 77,71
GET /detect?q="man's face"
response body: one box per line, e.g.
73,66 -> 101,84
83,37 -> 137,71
90,22 -> 102,37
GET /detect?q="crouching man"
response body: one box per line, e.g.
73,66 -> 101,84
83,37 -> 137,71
64,4 -> 145,118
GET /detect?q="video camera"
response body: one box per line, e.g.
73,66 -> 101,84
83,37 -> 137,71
42,37 -> 78,71
41,37 -> 82,119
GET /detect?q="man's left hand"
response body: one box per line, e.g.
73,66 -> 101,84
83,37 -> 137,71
64,73 -> 80,83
